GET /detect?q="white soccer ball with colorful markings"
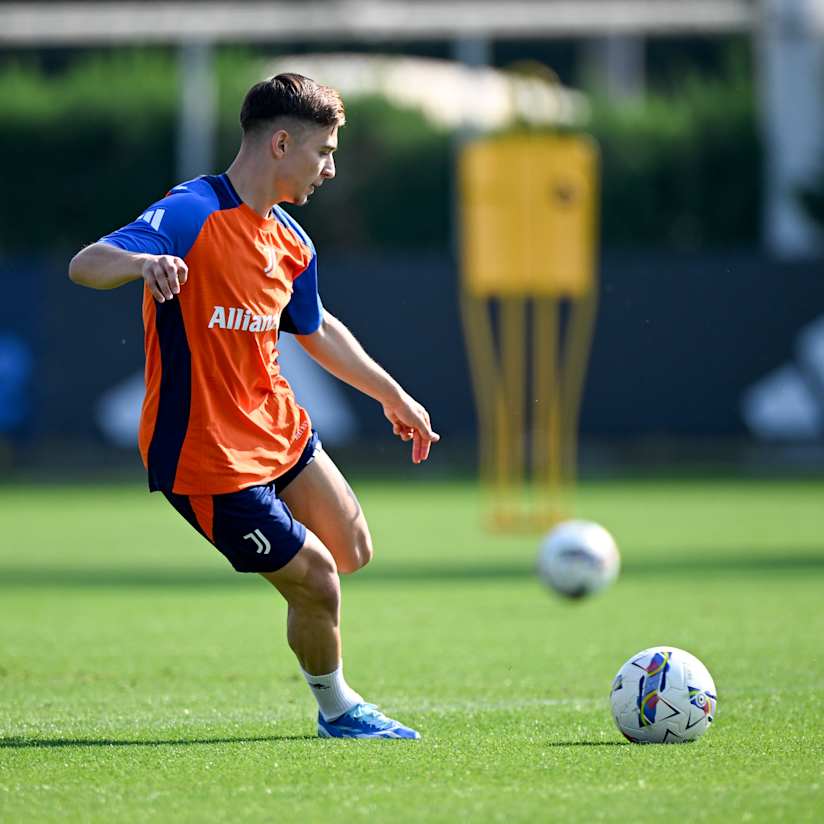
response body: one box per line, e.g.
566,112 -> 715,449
537,520 -> 620,598
610,646 -> 717,744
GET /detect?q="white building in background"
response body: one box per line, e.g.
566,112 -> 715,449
266,53 -> 589,132
759,0 -> 824,258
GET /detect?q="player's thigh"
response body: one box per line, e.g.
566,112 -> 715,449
278,446 -> 373,574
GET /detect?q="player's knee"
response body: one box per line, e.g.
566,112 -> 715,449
354,530 -> 374,570
339,528 -> 373,574
302,559 -> 341,615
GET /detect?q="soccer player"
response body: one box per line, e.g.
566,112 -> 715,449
68,73 -> 439,739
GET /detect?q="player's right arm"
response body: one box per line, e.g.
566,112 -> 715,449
69,184 -> 211,301
69,243 -> 188,303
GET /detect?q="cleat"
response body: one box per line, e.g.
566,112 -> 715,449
317,703 -> 421,739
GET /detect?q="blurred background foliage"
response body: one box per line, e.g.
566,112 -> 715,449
590,51 -> 761,249
0,46 -> 761,256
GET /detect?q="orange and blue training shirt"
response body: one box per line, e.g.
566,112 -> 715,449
101,174 -> 321,495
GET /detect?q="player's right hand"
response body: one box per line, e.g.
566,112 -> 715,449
382,391 -> 440,464
141,254 -> 188,302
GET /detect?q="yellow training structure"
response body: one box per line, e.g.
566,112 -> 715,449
459,133 -> 599,531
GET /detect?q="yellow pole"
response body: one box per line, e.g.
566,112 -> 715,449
561,287 -> 598,490
501,296 -> 526,526
459,292 -> 505,524
533,296 -> 562,526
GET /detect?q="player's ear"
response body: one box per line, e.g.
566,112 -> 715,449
271,128 -> 290,159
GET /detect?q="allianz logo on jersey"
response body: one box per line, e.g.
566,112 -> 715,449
208,305 -> 280,333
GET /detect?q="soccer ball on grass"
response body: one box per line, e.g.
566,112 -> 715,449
536,520 -> 620,598
610,646 -> 717,744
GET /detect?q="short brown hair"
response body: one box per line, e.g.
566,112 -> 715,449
240,73 -> 345,134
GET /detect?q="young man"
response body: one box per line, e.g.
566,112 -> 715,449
69,73 -> 439,739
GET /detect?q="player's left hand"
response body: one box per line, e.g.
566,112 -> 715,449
382,392 -> 440,464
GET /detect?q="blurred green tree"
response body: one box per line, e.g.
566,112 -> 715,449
0,46 -> 761,257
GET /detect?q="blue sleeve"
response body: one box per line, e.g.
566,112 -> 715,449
99,184 -> 216,259
273,205 -> 324,335
281,253 -> 324,335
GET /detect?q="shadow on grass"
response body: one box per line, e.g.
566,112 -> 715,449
0,734 -> 314,749
545,741 -> 628,747
2,735 -> 628,750
1,552 -> 823,589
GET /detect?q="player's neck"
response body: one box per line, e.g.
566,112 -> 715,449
225,157 -> 277,219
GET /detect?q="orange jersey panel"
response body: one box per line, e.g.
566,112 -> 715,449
104,175 -> 321,494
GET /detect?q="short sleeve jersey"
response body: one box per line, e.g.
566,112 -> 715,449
101,174 -> 322,495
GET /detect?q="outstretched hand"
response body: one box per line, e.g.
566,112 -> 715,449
382,391 -> 440,464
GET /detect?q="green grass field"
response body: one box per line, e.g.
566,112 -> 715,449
1,475 -> 823,822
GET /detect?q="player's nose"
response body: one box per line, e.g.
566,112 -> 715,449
323,156 -> 336,179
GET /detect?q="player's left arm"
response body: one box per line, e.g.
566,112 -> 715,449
294,311 -> 440,464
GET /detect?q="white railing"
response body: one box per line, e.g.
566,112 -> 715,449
0,1 -> 756,45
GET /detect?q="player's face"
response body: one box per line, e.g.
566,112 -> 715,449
279,124 -> 338,206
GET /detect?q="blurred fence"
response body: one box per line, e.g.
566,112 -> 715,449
3,249 -> 822,468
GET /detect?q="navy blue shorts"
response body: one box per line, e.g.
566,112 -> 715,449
162,431 -> 320,573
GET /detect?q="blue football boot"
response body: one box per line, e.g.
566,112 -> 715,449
318,703 -> 420,739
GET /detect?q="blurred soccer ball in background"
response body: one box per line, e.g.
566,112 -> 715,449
610,646 -> 717,744
536,520 -> 620,598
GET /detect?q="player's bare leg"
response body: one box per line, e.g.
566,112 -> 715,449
279,445 -> 373,575
259,532 -> 341,675
263,475 -> 420,739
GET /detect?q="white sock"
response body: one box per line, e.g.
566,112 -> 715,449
302,662 -> 364,721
